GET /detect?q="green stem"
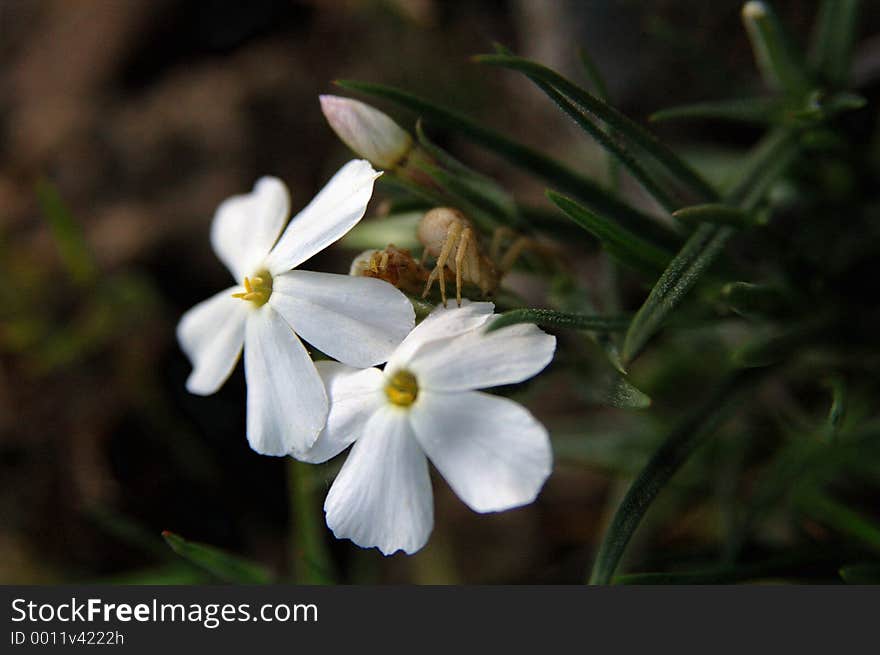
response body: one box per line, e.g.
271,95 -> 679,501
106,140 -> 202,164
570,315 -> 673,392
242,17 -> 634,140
288,459 -> 335,584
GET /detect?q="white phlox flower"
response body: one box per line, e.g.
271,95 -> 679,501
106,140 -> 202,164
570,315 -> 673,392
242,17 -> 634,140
177,160 -> 415,457
301,301 -> 556,555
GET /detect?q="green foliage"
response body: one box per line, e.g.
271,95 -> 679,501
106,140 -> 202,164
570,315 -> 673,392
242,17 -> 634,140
334,1 -> 877,585
162,531 -> 273,584
487,308 -> 630,333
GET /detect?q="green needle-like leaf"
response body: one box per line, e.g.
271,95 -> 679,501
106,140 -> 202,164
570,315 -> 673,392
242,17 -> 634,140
839,563 -> 880,584
589,371 -> 760,584
336,79 -> 649,230
741,1 -> 812,97
811,0 -> 860,88
576,46 -> 620,191
162,531 -> 272,584
617,549 -> 856,584
672,203 -> 757,229
588,369 -> 762,585
622,223 -> 732,363
486,308 -> 631,333
795,487 -> 880,552
577,46 -> 610,102
622,128 -> 800,365
547,191 -> 672,275
825,376 -> 847,441
650,97 -> 786,125
35,178 -> 99,286
490,56 -> 679,212
473,54 -> 719,202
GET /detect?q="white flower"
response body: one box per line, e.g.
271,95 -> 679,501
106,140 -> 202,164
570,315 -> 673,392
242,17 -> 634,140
177,160 -> 416,457
301,301 -> 556,555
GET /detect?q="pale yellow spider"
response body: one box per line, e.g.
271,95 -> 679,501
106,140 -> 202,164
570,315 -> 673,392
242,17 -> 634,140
417,207 -> 535,306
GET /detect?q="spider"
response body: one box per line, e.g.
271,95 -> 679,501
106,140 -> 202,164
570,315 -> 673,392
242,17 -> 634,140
351,208 -> 541,306
418,207 -> 536,306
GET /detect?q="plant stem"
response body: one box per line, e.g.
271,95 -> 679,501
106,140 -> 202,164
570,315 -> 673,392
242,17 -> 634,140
287,459 -> 335,584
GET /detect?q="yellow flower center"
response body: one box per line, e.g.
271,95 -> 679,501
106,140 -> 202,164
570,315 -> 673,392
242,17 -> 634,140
232,270 -> 273,307
385,369 -> 419,407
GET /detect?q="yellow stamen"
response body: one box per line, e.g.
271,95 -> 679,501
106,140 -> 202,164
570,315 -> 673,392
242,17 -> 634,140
385,369 -> 419,407
232,270 -> 273,307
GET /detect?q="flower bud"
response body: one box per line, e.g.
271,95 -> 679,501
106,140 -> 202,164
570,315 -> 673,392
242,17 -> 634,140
320,95 -> 414,170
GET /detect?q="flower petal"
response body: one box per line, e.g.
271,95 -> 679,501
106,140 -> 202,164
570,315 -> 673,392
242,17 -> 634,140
270,270 -> 414,368
265,160 -> 380,273
244,306 -> 327,456
297,361 -> 385,464
176,286 -> 248,395
410,323 -> 555,392
324,405 -> 433,555
384,300 -> 494,373
411,390 -> 552,513
210,177 -> 290,281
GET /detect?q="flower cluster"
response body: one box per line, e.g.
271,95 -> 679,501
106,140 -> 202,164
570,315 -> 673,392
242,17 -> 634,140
178,106 -> 556,555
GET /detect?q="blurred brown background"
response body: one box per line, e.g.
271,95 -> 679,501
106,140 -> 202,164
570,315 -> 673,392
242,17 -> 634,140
2,0 -> 875,584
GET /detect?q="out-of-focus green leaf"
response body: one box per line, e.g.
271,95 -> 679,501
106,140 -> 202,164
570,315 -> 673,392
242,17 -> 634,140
825,377 -> 847,441
792,90 -> 867,122
617,549 -> 859,584
794,488 -> 880,552
162,531 -> 272,584
473,53 -> 719,202
35,178 -> 98,286
721,281 -> 789,319
651,97 -> 785,125
88,507 -> 171,560
414,120 -> 519,223
811,0 -> 860,87
672,204 -> 758,229
552,421 -> 659,473
577,46 -> 610,102
415,161 -> 508,231
741,1 -> 811,97
576,46 -> 620,190
336,79 -> 648,230
725,129 -> 801,207
288,459 -> 336,584
547,191 -> 671,275
588,368 -> 762,584
839,563 -> 880,584
92,563 -> 210,586
341,212 -> 422,250
486,308 -> 630,333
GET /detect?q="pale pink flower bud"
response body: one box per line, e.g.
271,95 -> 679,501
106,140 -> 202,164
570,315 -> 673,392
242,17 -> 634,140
320,95 -> 414,170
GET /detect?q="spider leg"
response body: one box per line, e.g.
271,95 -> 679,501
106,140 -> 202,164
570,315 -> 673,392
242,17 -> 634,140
422,220 -> 463,306
453,227 -> 472,306
499,236 -> 535,273
490,226 -> 517,262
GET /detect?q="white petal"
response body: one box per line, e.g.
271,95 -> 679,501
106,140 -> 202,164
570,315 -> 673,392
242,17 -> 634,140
176,286 -> 248,395
410,323 -> 555,392
324,405 -> 433,555
210,177 -> 290,281
385,300 -> 494,373
270,270 -> 414,368
297,361 -> 385,464
244,306 -> 327,456
265,160 -> 380,273
411,390 -> 552,513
